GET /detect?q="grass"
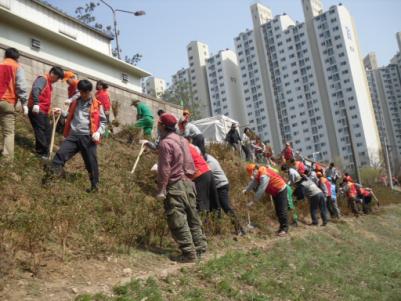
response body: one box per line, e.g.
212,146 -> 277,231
78,205 -> 401,301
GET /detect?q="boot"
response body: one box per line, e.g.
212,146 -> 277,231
169,252 -> 197,263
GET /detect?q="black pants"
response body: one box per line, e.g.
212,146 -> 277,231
242,145 -> 252,161
192,134 -> 206,158
29,111 -> 51,156
272,187 -> 289,232
194,171 -> 219,211
309,193 -> 329,224
216,184 -> 244,233
52,135 -> 99,187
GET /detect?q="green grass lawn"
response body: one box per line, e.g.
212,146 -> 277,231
77,205 -> 401,301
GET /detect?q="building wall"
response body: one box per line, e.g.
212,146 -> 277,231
0,46 -> 182,131
187,41 -> 211,118
143,76 -> 166,99
206,50 -> 247,126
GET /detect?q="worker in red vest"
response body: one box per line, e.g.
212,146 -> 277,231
317,172 -> 339,218
28,66 -> 64,158
342,176 -> 359,216
95,80 -> 111,122
289,158 -> 306,175
45,80 -> 107,192
0,47 -> 28,160
281,142 -> 294,162
243,163 -> 289,236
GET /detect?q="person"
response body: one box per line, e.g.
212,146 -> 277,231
178,118 -> 206,158
325,162 -> 340,186
241,127 -> 254,161
281,142 -> 294,162
131,99 -> 154,138
327,176 -> 341,218
225,123 -> 241,154
0,47 -> 28,160
28,66 -> 64,158
156,113 -> 207,262
95,80 -> 111,123
341,176 -> 359,216
317,172 -> 339,219
188,143 -> 219,212
45,80 -> 107,192
243,163 -> 289,236
206,153 -> 245,235
289,158 -> 306,175
63,71 -> 79,106
252,137 -> 265,163
286,184 -> 298,226
293,175 -> 329,226
357,186 -> 375,214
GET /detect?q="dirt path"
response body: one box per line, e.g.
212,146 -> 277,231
0,209 -> 383,301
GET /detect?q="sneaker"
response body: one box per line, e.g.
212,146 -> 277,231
196,249 -> 207,259
277,230 -> 288,237
169,252 -> 196,263
321,222 -> 328,226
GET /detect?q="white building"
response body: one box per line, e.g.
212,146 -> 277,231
0,0 -> 150,92
187,41 -> 211,118
142,76 -> 166,99
206,49 -> 247,126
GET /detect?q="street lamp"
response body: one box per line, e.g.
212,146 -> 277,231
99,0 -> 145,59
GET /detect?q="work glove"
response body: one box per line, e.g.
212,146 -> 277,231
52,107 -> 61,115
92,131 -> 101,142
246,200 -> 255,208
150,163 -> 158,172
22,105 -> 29,116
156,192 -> 166,201
32,104 -> 40,114
64,99 -> 72,106
242,189 -> 247,194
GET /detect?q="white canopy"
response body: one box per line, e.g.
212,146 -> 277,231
192,115 -> 240,143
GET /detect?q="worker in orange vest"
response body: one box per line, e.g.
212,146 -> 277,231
28,66 -> 64,158
0,47 -> 28,160
289,158 -> 306,175
317,172 -> 340,218
63,71 -> 79,106
95,80 -> 111,123
341,176 -> 359,216
243,163 -> 289,236
44,80 -> 107,192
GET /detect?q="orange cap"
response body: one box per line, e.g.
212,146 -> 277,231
246,163 -> 256,177
63,71 -> 76,81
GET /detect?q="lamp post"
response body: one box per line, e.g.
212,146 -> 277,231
100,0 -> 145,59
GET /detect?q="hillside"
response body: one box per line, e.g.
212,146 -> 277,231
0,115 -> 400,301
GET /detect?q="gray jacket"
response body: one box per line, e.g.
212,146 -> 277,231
299,178 -> 323,199
206,154 -> 229,189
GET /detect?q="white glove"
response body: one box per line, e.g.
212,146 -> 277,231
150,164 -> 158,172
23,105 -> 28,116
246,201 -> 255,208
32,105 -> 40,114
92,131 -> 101,142
242,189 -> 247,194
156,192 -> 166,201
64,99 -> 72,106
61,110 -> 68,117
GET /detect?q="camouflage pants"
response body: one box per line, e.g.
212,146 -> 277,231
164,179 -> 207,255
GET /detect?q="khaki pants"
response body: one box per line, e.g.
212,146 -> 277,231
0,100 -> 16,159
164,179 -> 207,255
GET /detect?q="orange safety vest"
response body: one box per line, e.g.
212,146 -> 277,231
346,182 -> 357,199
189,144 -> 210,179
295,160 -> 306,174
255,166 -> 286,197
0,58 -> 19,105
28,75 -> 53,114
320,177 -> 332,197
63,98 -> 101,144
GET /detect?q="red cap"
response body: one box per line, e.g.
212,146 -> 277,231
159,113 -> 177,127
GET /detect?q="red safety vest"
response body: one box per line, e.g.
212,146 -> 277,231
63,98 -> 101,144
68,79 -> 79,98
255,166 -> 286,197
28,75 -> 53,114
346,182 -> 357,198
189,144 -> 210,179
95,89 -> 111,111
320,177 -> 332,197
0,58 -> 19,105
295,161 -> 306,174
283,147 -> 293,161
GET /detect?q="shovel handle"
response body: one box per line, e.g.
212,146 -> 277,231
130,142 -> 146,174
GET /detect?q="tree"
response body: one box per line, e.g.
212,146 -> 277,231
162,82 -> 203,120
74,1 -> 142,66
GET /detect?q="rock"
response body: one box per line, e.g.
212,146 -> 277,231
123,268 -> 132,276
71,287 -> 78,294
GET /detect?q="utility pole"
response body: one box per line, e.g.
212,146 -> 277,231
343,109 -> 362,184
383,139 -> 394,190
100,0 -> 145,59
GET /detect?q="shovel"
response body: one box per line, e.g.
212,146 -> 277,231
130,141 -> 146,174
49,108 -> 61,159
246,210 -> 255,230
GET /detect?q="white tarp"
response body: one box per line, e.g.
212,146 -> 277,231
192,115 -> 239,143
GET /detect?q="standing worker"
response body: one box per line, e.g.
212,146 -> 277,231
281,142 -> 294,162
95,80 -> 111,122
225,123 -> 241,154
156,113 -> 207,262
45,80 -> 106,192
131,99 -> 154,138
28,66 -> 64,158
63,71 -> 79,106
178,117 -> 206,158
0,47 -> 28,160
243,164 -> 289,236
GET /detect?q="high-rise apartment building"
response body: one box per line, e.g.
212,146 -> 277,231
187,41 -> 211,118
365,35 -> 401,174
206,49 -> 247,126
142,76 -> 166,99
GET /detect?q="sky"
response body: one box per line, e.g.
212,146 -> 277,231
49,0 -> 401,83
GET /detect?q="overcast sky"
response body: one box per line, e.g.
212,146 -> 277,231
49,0 -> 401,83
